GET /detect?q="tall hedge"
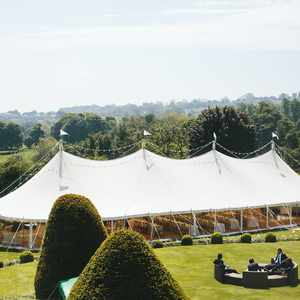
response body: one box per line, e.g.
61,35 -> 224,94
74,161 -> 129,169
68,230 -> 188,300
34,194 -> 107,300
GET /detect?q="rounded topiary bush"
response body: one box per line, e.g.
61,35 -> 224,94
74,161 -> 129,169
152,240 -> 164,249
240,233 -> 252,244
211,232 -> 223,244
181,235 -> 193,246
20,251 -> 34,264
265,233 -> 277,243
68,230 -> 188,300
34,194 -> 107,300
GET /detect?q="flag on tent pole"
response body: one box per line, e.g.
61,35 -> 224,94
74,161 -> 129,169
213,132 -> 217,141
272,132 -> 279,140
60,129 -> 69,137
143,130 -> 152,136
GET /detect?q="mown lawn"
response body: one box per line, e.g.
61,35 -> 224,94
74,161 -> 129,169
0,241 -> 299,299
0,260 -> 37,298
156,241 -> 300,300
0,148 -> 37,164
0,251 -> 22,263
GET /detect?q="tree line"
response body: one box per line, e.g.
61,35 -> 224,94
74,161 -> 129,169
0,99 -> 299,195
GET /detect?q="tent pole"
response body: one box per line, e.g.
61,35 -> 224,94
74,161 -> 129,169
266,205 -> 269,229
271,139 -> 279,169
212,140 -> 221,174
111,220 -> 114,233
32,223 -> 41,249
8,221 -> 22,250
171,212 -> 183,239
214,210 -> 217,232
28,222 -> 33,250
192,211 -> 197,237
59,139 -> 63,179
289,205 -> 293,226
150,215 -> 154,240
240,208 -> 243,233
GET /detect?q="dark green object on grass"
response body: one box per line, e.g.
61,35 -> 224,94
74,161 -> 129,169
211,232 -> 223,244
34,194 -> 107,300
19,251 -> 34,264
68,230 -> 189,300
181,235 -> 193,246
265,233 -> 277,243
240,233 -> 252,244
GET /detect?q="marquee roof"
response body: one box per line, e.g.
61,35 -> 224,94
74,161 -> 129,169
0,148 -> 299,221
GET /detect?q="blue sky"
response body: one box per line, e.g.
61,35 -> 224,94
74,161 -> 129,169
0,0 -> 299,112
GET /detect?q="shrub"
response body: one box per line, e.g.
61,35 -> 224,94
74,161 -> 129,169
0,261 -> 3,268
152,240 -> 164,248
181,235 -> 193,246
20,251 -> 34,264
34,194 -> 107,300
265,233 -> 277,243
69,230 -> 188,300
211,232 -> 223,244
240,233 -> 252,243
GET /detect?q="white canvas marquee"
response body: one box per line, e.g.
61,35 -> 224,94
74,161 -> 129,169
0,145 -> 299,222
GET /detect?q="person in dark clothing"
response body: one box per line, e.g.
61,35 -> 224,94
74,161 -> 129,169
264,258 -> 276,271
281,258 -> 294,272
213,253 -> 238,274
274,248 -> 288,266
214,253 -> 225,267
247,258 -> 263,271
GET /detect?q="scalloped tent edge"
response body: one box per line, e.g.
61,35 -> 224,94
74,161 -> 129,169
0,142 -> 299,222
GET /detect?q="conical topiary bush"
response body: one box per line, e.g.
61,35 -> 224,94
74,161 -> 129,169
68,229 -> 188,300
34,194 -> 107,299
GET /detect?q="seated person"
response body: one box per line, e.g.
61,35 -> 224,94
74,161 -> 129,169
281,258 -> 294,273
264,258 -> 276,271
266,248 -> 289,274
214,253 -> 225,267
248,258 -> 263,271
274,248 -> 288,266
214,253 -> 238,274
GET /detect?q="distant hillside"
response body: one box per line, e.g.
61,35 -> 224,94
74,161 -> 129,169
0,92 -> 298,125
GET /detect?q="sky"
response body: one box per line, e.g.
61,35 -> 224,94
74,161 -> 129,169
0,0 -> 300,112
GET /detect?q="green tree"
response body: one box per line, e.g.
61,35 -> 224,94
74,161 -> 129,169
25,124 -> 45,147
51,113 -> 113,143
148,113 -> 189,158
33,137 -> 58,162
253,102 -> 282,147
0,121 -> 23,150
188,106 -> 255,155
0,154 -> 30,195
290,99 -> 300,122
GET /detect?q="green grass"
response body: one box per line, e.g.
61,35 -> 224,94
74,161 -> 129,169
0,251 -> 22,263
0,260 -> 37,298
0,242 -> 300,299
0,148 -> 37,164
156,241 -> 300,300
